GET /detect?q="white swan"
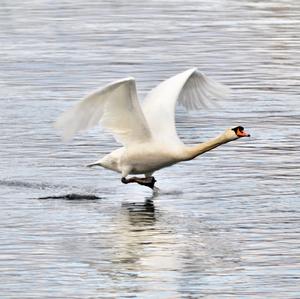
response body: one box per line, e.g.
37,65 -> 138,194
55,68 -> 250,189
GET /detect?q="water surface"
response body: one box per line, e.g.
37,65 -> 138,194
0,0 -> 299,298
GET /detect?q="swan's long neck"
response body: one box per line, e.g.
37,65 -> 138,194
182,133 -> 231,161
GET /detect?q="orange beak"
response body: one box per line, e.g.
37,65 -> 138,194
237,128 -> 250,137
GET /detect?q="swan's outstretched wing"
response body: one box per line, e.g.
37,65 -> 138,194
55,78 -> 152,146
142,68 -> 230,145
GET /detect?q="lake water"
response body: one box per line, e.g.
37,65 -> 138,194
0,0 -> 299,298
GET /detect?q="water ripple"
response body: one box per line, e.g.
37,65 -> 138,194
0,0 -> 299,298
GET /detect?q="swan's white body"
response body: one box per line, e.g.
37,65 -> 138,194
56,68 -> 244,183
98,143 -> 183,176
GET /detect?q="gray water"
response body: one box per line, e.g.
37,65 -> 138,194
0,0 -> 299,298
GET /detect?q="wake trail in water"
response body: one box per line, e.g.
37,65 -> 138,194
0,178 -> 69,190
0,178 -> 102,197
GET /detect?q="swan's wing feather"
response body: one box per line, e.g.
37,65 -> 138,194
142,68 -> 230,145
55,78 -> 152,146
178,69 -> 231,109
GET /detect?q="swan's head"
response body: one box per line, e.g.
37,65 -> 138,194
224,126 -> 251,141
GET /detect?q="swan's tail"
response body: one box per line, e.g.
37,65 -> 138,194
86,161 -> 103,168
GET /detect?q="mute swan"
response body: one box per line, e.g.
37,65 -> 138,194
55,68 -> 250,189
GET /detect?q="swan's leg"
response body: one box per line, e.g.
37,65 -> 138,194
144,172 -> 157,189
121,176 -> 156,189
121,168 -> 156,189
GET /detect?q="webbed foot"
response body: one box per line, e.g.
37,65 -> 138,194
121,176 -> 156,189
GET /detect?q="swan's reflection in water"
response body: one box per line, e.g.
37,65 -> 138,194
103,195 -> 241,296
108,196 -> 181,296
121,198 -> 156,227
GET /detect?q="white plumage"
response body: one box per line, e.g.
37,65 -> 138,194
55,77 -> 151,146
142,68 -> 230,146
55,68 -> 249,189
